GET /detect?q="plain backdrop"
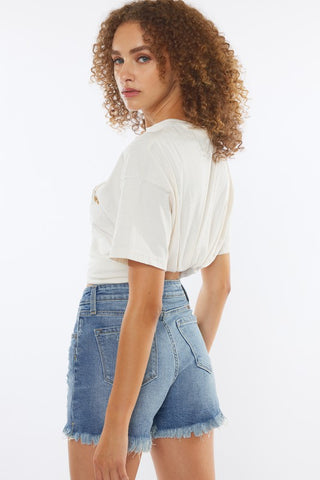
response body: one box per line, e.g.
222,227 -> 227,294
1,0 -> 319,478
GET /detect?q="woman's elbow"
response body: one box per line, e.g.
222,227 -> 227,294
127,298 -> 162,322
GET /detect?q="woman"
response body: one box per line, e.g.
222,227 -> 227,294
62,1 -> 248,479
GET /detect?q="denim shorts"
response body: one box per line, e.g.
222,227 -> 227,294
62,280 -> 227,455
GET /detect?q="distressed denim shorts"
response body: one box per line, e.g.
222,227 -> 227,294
62,280 -> 227,455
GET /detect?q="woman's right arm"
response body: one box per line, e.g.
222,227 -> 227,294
194,254 -> 231,353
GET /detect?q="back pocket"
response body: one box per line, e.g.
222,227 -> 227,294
176,312 -> 213,373
94,325 -> 158,386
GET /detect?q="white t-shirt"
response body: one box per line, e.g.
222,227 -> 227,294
86,118 -> 234,284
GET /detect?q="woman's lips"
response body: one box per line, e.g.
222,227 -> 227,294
122,90 -> 140,97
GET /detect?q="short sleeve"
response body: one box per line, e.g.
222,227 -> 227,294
109,175 -> 173,270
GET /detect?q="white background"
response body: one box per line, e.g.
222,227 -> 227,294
1,0 -> 319,478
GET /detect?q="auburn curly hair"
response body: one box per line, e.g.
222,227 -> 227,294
90,0 -> 249,162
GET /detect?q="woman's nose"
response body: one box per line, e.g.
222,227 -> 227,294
118,60 -> 135,79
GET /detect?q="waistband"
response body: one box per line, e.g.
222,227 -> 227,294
81,280 -> 190,315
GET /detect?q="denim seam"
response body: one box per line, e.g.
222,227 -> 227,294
161,318 -> 179,382
79,305 -> 190,316
161,304 -> 190,315
79,310 -> 127,315
90,285 -> 97,314
79,293 -> 185,305
71,319 -> 80,435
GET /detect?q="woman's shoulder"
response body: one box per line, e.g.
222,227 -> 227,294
121,130 -> 175,179
124,128 -> 173,155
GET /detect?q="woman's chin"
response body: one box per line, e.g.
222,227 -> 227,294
125,103 -> 144,113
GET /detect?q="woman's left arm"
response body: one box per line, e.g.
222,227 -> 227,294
93,260 -> 165,478
105,273 -> 163,428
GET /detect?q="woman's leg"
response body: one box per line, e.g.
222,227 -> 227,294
67,438 -> 142,480
150,430 -> 216,480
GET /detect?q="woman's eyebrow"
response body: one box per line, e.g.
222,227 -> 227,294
111,45 -> 151,55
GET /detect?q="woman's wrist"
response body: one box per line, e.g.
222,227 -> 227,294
103,404 -> 131,432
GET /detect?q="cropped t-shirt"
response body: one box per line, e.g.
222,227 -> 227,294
86,118 -> 234,284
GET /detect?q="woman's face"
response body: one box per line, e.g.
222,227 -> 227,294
111,21 -> 182,123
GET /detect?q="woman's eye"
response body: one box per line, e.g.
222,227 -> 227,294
112,55 -> 150,65
137,55 -> 150,63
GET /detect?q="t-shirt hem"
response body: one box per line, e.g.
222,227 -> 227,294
109,249 -> 167,270
217,248 -> 230,255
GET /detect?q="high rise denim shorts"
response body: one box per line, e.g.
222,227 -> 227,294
62,280 -> 227,455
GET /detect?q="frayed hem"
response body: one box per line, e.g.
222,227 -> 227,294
62,425 -> 152,456
127,436 -> 152,456
62,425 -> 101,445
150,411 -> 229,440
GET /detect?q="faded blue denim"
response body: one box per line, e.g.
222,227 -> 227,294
62,279 -> 227,455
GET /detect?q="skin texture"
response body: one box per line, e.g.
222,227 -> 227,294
111,21 -> 187,127
68,20 -> 228,480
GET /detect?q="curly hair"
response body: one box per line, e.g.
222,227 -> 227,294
90,0 -> 249,162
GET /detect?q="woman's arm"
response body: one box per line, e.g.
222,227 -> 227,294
195,253 -> 231,353
194,286 -> 230,353
102,260 -> 165,431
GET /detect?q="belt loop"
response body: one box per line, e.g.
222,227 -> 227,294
181,282 -> 190,303
90,285 -> 97,315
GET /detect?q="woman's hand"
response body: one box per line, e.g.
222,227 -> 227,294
93,424 -> 130,480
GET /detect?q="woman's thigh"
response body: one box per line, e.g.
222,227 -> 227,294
67,439 -> 142,480
150,430 -> 215,480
